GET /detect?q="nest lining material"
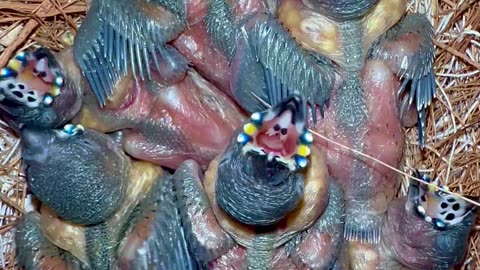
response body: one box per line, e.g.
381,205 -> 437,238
0,0 -> 478,269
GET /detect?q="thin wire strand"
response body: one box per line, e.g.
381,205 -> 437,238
250,92 -> 480,208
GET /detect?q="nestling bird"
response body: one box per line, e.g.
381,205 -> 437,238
205,0 -> 435,243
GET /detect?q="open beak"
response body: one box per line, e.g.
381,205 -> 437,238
0,49 -> 64,109
408,170 -> 478,230
236,94 -> 313,171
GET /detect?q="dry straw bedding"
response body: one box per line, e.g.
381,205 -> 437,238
0,0 -> 478,269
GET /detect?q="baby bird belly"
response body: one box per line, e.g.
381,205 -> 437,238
315,59 -> 404,215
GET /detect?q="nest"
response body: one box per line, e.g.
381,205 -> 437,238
0,0 -> 478,269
